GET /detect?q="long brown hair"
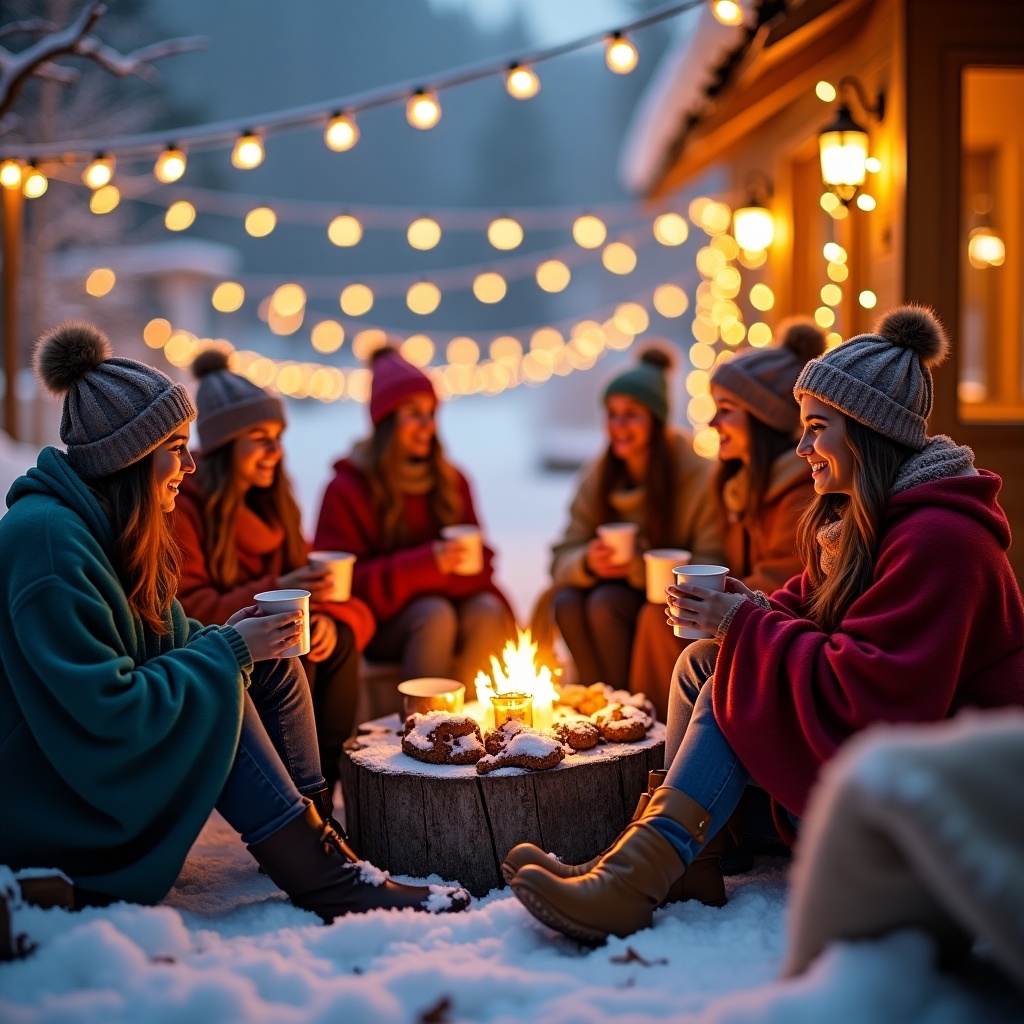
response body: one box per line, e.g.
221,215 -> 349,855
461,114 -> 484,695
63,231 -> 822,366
196,441 -> 306,589
365,412 -> 464,552
597,421 -> 677,549
713,416 -> 795,527
90,453 -> 180,635
797,415 -> 914,632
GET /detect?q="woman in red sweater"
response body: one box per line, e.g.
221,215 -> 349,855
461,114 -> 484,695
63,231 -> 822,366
173,350 -> 374,800
314,346 -> 514,694
505,306 -> 1024,944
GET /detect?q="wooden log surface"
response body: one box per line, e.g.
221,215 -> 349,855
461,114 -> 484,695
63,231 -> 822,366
339,721 -> 665,896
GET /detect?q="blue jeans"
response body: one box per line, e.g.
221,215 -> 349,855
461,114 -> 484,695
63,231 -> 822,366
648,639 -> 750,865
215,657 -> 324,847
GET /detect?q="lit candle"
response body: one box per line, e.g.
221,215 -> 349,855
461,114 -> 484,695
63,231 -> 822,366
490,692 -> 532,729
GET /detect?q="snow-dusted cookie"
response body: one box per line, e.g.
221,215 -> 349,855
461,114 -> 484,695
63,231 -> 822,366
401,711 -> 485,765
476,729 -> 565,774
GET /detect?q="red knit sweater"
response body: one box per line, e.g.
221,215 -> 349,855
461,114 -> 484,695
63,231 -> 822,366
313,457 -> 512,624
713,471 -> 1024,818
172,480 -> 375,651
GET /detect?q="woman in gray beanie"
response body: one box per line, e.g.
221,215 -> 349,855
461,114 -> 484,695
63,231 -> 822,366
0,322 -> 469,919
505,305 -> 1024,945
546,345 -> 722,697
173,348 -> 375,804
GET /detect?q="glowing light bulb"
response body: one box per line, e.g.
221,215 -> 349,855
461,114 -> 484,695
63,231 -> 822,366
605,33 -> 638,74
407,218 -> 441,250
0,160 -> 23,189
505,63 -> 540,99
154,147 -> 186,183
83,154 -> 115,189
325,113 -> 359,152
487,217 -> 523,250
21,166 -> 48,198
711,0 -> 745,26
406,90 -> 441,130
232,133 -> 264,170
815,80 -> 837,102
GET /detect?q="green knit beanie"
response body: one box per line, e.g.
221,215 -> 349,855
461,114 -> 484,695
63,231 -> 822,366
603,345 -> 674,423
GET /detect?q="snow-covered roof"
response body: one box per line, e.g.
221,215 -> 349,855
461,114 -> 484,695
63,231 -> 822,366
618,2 -> 757,195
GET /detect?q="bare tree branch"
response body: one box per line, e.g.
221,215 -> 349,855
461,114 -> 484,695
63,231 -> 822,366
73,34 -> 206,85
0,20 -> 58,42
34,63 -> 80,87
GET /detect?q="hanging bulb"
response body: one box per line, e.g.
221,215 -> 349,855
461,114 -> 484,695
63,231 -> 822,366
325,112 -> 359,151
505,63 -> 540,99
231,132 -> 265,169
710,0 -> 746,27
83,154 -> 115,189
406,90 -> 441,129
21,164 -> 48,198
0,159 -> 23,190
605,33 -> 638,74
154,146 -> 187,183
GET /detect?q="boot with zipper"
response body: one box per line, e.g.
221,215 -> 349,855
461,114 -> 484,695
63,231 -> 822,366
248,804 -> 470,922
502,771 -> 726,907
509,787 -> 712,944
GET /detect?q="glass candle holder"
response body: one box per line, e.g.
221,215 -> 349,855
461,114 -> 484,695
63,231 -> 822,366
490,692 -> 533,729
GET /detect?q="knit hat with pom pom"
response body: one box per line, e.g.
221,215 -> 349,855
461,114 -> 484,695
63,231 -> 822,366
794,305 -> 950,451
191,346 -> 285,453
603,344 -> 675,424
33,321 -> 196,478
710,318 -> 826,436
369,345 -> 436,427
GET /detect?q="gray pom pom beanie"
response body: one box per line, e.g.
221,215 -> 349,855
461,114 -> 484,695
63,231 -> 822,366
191,347 -> 285,453
33,321 -> 196,479
793,305 -> 950,451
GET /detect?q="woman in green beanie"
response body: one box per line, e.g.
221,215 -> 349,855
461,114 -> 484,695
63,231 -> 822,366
549,345 -> 722,694
0,322 -> 468,920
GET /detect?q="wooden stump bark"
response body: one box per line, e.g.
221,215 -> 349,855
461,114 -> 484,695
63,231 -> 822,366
339,724 -> 665,896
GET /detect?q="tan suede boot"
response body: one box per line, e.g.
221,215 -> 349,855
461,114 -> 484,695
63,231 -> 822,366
509,788 -> 711,944
501,769 -> 667,885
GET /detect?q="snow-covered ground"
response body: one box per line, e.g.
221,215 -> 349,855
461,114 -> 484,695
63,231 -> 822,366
2,389 -> 1021,1021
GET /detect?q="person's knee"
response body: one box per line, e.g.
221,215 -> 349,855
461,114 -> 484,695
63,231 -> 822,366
407,595 -> 458,643
552,587 -> 583,629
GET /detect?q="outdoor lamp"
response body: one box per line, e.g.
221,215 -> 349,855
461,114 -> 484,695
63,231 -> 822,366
154,146 -> 186,183
506,63 -> 540,100
325,112 -> 359,151
818,77 -> 884,203
732,175 -> 774,252
605,33 -> 639,74
83,154 -> 115,189
22,164 -> 49,198
231,132 -> 264,170
407,90 -> 441,129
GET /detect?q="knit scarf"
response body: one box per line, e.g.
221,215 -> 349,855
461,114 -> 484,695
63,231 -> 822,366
349,438 -> 435,495
816,435 -> 976,577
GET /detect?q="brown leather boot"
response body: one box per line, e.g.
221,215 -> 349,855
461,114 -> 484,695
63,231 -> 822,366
501,769 -> 667,885
248,805 -> 470,922
509,788 -> 710,944
662,827 -> 727,907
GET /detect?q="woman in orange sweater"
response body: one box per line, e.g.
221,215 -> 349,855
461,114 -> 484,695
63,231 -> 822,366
173,350 -> 374,798
629,320 -> 825,714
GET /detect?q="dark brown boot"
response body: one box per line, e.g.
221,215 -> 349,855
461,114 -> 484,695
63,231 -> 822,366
248,805 -> 470,922
501,769 -> 667,885
305,784 -> 358,857
509,788 -> 709,944
663,827 -> 727,907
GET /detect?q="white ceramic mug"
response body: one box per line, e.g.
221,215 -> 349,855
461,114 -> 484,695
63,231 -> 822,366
308,550 -> 356,602
253,589 -> 311,657
398,678 -> 466,719
671,565 -> 730,640
644,548 -> 692,604
440,524 -> 484,576
596,522 -> 638,565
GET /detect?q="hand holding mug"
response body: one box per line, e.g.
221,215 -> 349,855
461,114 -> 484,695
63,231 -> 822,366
230,608 -> 306,662
277,564 -> 333,602
585,537 -> 629,578
665,580 -> 746,637
433,538 -> 465,575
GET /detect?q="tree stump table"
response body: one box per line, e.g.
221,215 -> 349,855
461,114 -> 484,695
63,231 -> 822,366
339,716 -> 665,896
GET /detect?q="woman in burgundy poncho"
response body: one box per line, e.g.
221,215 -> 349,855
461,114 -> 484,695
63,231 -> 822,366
505,305 -> 1024,944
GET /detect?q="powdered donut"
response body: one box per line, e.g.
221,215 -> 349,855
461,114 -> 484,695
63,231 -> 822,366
402,711 -> 485,765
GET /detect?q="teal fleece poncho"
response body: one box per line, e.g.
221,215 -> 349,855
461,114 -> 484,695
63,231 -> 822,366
0,447 -> 252,903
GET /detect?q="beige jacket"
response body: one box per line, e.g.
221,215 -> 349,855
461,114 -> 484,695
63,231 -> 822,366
550,427 -> 722,591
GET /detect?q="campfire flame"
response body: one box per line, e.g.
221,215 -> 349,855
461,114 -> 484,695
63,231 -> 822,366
474,628 -> 558,708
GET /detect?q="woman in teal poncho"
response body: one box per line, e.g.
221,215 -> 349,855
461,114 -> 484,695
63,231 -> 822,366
0,322 -> 468,920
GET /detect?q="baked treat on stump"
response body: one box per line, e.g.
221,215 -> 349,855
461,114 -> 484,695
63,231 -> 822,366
552,719 -> 601,751
402,711 -> 485,765
557,682 -> 612,717
608,689 -> 657,722
591,702 -> 653,743
483,718 -> 528,755
476,730 -> 565,774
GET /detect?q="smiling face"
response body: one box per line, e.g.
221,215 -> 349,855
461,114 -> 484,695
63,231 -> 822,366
152,425 -> 195,512
796,394 -> 855,495
709,385 -> 752,464
605,394 -> 654,469
393,392 -> 437,460
232,420 -> 284,492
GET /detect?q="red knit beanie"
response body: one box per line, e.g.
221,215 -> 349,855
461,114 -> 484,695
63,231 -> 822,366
369,346 -> 436,426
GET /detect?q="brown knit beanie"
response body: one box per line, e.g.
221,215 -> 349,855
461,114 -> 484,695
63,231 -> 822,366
794,305 -> 950,451
33,321 -> 196,479
711,319 -> 826,435
191,347 -> 285,453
